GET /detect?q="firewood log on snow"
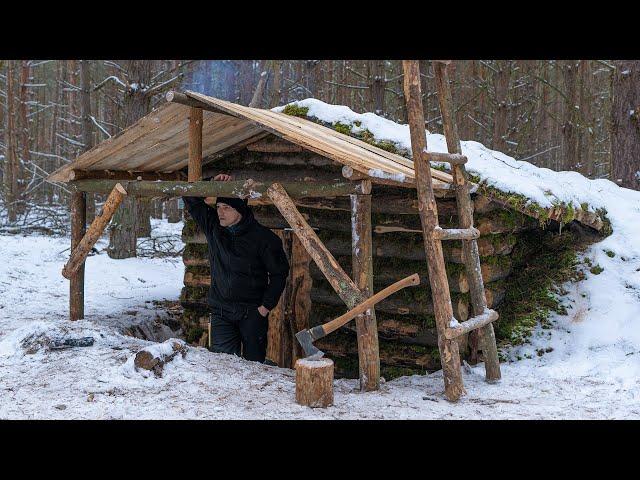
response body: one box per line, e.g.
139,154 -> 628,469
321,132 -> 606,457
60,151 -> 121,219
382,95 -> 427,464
134,339 -> 187,377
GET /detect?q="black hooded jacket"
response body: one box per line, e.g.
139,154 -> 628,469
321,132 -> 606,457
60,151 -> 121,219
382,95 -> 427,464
183,197 -> 289,310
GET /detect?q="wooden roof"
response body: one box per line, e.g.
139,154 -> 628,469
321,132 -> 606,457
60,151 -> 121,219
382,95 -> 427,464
45,92 -> 605,231
46,91 -> 453,188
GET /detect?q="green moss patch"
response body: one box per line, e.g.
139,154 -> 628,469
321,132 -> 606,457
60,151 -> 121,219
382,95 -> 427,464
493,229 -> 586,348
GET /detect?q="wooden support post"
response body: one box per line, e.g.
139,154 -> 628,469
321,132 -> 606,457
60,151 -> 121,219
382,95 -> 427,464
434,60 -> 501,383
295,358 -> 334,408
62,184 -> 127,280
403,60 -> 465,402
188,107 -> 203,182
69,191 -> 86,321
351,194 -> 380,391
267,182 -> 366,309
267,230 -> 294,367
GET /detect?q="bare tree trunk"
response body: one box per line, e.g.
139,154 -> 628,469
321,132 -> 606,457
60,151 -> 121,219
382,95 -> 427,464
107,197 -> 137,259
165,198 -> 181,223
611,60 -> 640,190
108,60 -> 153,257
80,60 -> 96,222
269,60 -> 283,108
369,60 -> 385,116
578,60 -> 594,177
3,61 -> 18,223
249,60 -> 270,108
562,61 -> 580,172
492,60 -> 511,153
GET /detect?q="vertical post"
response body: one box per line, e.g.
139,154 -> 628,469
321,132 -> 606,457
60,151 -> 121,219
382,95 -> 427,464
351,193 -> 380,391
288,235 -> 313,366
70,191 -> 86,320
433,60 -> 501,382
402,60 -> 465,402
188,107 -> 203,182
268,230 -> 293,368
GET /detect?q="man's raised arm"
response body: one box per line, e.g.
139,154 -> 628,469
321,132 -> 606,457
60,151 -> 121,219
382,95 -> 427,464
182,174 -> 232,234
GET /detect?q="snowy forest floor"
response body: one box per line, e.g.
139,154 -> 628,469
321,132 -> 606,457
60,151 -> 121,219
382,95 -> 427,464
1,219 -> 638,419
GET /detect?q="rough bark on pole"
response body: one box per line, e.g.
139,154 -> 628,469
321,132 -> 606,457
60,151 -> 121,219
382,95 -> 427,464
434,60 -> 501,383
267,182 -> 366,309
188,107 -> 203,182
295,358 -> 334,408
402,60 -> 465,402
70,179 -> 369,199
351,194 -> 380,391
69,191 -> 86,321
62,183 -> 128,280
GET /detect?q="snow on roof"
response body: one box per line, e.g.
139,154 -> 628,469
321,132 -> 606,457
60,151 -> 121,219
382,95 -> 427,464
276,99 -> 640,385
274,99 -> 618,231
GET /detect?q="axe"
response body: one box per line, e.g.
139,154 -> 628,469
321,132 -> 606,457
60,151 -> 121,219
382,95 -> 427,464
295,273 -> 420,360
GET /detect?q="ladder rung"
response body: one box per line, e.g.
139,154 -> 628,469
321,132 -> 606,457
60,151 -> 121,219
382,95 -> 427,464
426,151 -> 468,165
445,308 -> 499,340
433,226 -> 480,241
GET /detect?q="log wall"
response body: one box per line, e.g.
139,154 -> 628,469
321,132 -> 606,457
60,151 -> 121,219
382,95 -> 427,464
179,144 -> 537,379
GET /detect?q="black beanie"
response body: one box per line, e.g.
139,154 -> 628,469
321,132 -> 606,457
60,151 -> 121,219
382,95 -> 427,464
216,197 -> 249,216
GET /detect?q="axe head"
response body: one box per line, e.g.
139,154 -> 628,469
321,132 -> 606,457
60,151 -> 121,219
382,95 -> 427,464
295,329 -> 325,361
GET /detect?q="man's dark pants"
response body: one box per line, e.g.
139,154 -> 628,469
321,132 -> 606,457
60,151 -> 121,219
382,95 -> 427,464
209,302 -> 269,362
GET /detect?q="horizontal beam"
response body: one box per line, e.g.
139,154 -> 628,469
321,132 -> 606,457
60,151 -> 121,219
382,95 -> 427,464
426,151 -> 467,165
70,170 -> 186,181
433,226 -> 480,241
166,90 -> 231,116
69,179 -> 371,198
444,308 -> 499,340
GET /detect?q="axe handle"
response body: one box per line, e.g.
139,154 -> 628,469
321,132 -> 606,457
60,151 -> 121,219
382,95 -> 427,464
318,273 -> 420,338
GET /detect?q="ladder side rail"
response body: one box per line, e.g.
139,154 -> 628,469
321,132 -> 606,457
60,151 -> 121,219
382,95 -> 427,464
403,60 -> 465,402
433,60 -> 502,382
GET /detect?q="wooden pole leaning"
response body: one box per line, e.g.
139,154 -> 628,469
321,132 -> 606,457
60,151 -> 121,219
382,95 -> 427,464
69,191 -> 86,320
433,60 -> 501,383
402,60 -> 465,402
267,182 -> 367,310
62,183 -> 127,280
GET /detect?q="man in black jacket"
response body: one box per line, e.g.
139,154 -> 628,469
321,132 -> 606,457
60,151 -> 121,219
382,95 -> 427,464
182,174 -> 289,363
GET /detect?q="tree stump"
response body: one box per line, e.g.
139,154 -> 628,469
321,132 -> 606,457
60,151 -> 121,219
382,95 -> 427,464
295,358 -> 334,408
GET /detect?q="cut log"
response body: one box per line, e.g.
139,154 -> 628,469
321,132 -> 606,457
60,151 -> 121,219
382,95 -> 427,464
295,358 -> 334,408
134,339 -> 187,377
62,183 -> 127,280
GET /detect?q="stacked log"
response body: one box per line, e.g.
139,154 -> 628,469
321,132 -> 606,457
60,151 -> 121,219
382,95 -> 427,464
180,146 -> 533,377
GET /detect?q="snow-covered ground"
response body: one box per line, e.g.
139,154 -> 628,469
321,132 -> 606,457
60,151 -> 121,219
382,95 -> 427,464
0,216 -> 638,419
1,101 -> 639,419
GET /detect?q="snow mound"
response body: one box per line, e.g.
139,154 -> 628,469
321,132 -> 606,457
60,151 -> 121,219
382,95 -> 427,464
0,321 -> 98,357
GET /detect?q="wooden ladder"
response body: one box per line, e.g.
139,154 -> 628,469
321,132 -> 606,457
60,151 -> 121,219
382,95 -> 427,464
402,60 -> 501,402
